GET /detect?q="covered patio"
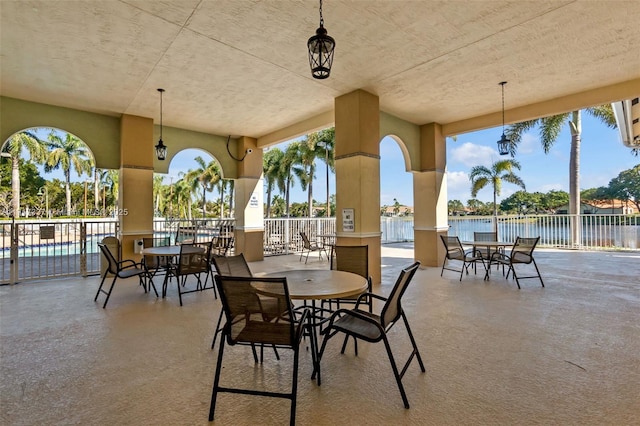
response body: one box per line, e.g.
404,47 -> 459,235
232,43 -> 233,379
2,246 -> 638,425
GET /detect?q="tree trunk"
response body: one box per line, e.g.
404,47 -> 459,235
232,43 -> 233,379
65,170 -> 72,216
493,185 -> 498,233
11,155 -> 20,217
229,181 -> 234,219
569,110 -> 582,247
285,177 -> 291,217
325,147 -> 330,217
308,164 -> 314,217
201,184 -> 207,218
266,186 -> 272,218
94,172 -> 99,210
219,182 -> 224,219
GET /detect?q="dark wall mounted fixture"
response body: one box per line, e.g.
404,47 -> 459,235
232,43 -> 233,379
226,135 -> 252,162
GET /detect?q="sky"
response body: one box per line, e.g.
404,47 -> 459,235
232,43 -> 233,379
24,113 -> 638,208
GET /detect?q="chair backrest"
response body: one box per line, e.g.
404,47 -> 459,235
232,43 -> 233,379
380,261 -> 420,329
440,235 -> 463,258
177,241 -> 211,275
299,231 -> 312,249
176,225 -> 198,244
331,245 -> 368,279
98,243 -> 119,274
474,232 -> 498,242
211,253 -> 253,277
143,237 -> 171,267
511,237 -> 540,262
215,275 -> 296,346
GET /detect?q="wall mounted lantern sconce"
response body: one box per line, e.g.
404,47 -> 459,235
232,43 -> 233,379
497,81 -> 511,156
307,0 -> 335,79
155,88 -> 167,161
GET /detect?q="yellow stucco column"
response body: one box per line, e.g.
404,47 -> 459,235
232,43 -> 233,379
335,90 -> 382,284
233,137 -> 264,261
118,114 -> 154,260
414,123 -> 448,267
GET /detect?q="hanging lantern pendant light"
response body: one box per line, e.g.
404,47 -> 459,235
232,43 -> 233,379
155,88 -> 167,160
497,81 -> 510,156
307,0 -> 335,79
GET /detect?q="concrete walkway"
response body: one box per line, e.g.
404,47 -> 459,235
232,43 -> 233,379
1,245 -> 638,425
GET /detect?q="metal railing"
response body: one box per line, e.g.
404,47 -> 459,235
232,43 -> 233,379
2,214 -> 637,284
263,218 -> 336,255
0,219 -> 118,284
448,214 -> 639,250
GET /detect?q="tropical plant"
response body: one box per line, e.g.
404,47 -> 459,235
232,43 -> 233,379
184,156 -> 221,218
44,131 -> 93,216
505,105 -> 617,244
309,128 -> 335,217
469,159 -> 526,227
608,164 -> 640,211
279,142 -> 301,217
263,148 -> 284,218
448,199 -> 465,215
1,130 -> 47,217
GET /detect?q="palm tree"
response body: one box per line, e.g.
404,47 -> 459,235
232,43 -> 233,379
184,156 -> 220,218
263,148 -> 284,218
2,130 -> 47,217
308,128 -> 335,217
293,138 -> 323,217
105,169 -> 119,214
505,105 -> 616,245
280,143 -> 301,217
152,175 -> 164,215
173,176 -> 193,219
44,131 -> 93,216
469,159 -> 526,231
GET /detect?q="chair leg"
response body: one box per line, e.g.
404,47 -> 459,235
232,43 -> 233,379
382,335 -> 410,409
177,276 -> 184,306
94,271 -> 108,302
101,276 -> 118,309
143,274 -> 159,297
208,334 -> 226,421
290,345 -> 300,426
532,258 -> 544,287
402,313 -> 426,373
211,310 -> 224,349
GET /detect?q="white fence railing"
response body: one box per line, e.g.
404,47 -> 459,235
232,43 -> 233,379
2,214 -> 637,284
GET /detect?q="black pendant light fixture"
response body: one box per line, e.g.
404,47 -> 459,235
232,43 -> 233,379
155,88 -> 167,161
497,81 -> 510,156
307,0 -> 335,79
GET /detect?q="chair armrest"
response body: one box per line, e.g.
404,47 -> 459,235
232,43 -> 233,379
490,251 -> 510,262
118,259 -> 140,269
324,307 -> 385,336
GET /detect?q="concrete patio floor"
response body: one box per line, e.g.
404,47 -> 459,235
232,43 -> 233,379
1,245 -> 639,425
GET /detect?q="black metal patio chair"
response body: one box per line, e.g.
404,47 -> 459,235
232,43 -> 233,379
490,236 -> 544,289
317,261 -> 425,409
209,275 -> 308,426
95,242 -> 157,308
440,235 -> 486,281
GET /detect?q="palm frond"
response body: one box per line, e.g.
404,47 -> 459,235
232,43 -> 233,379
586,104 -> 617,129
470,176 -> 488,197
539,114 -> 568,153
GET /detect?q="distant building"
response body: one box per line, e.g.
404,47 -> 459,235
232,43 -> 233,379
381,205 -> 413,217
556,200 -> 637,215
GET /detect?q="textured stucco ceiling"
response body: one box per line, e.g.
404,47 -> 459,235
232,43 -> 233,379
1,0 -> 639,141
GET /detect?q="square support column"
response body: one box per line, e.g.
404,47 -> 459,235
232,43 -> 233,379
414,123 -> 448,267
118,114 -> 154,260
233,137 -> 264,261
335,90 -> 382,284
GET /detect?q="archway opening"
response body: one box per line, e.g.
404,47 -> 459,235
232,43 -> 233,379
0,127 -> 111,219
